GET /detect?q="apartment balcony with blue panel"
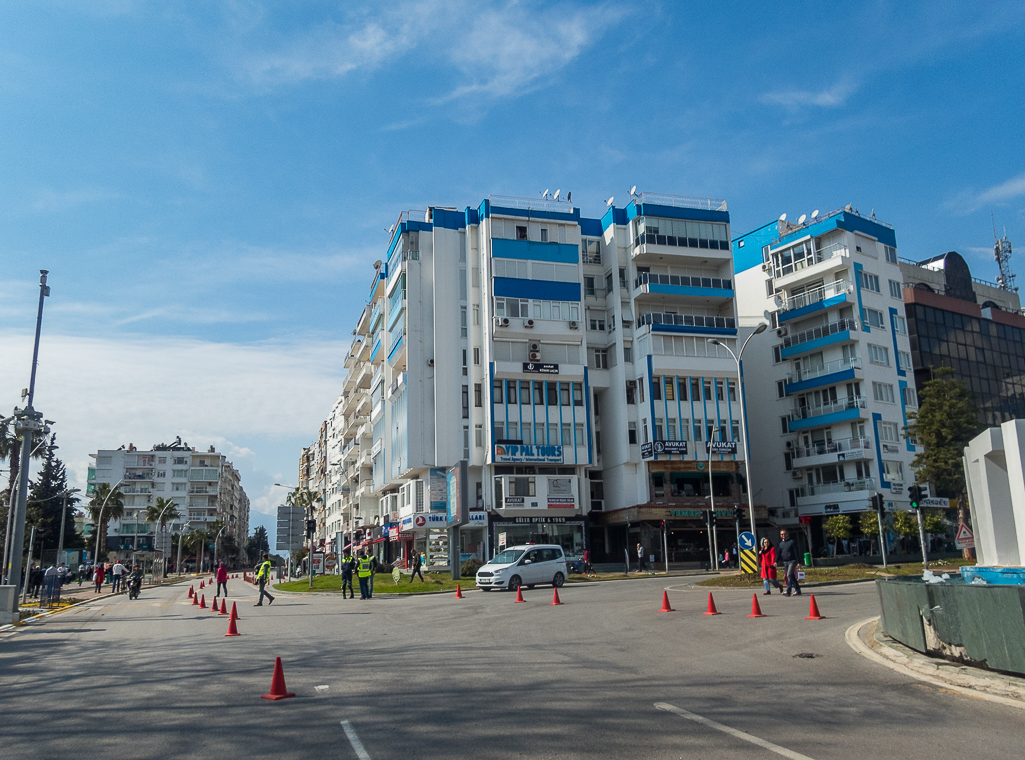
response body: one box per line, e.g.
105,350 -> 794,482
789,435 -> 873,469
632,272 -> 734,304
778,317 -> 858,359
776,279 -> 855,324
783,357 -> 862,395
787,395 -> 869,431
636,311 -> 737,338
791,478 -> 875,514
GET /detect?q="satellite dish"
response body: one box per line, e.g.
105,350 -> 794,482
778,213 -> 787,222
797,214 -> 807,225
811,209 -> 819,218
553,189 -> 560,201
373,259 -> 382,269
566,191 -> 571,202
605,197 -> 615,207
542,189 -> 549,199
388,224 -> 395,233
845,204 -> 853,212
773,294 -> 784,308
629,185 -> 637,196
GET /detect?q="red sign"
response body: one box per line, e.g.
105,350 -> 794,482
414,515 -> 427,527
798,516 -> 813,525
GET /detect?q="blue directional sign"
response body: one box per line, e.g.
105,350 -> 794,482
739,531 -> 756,551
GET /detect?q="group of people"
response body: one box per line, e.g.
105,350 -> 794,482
758,529 -> 804,597
88,561 -> 144,595
22,563 -> 69,598
337,550 -> 378,599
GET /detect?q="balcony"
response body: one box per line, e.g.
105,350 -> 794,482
770,239 -> 850,284
777,279 -> 854,324
779,318 -> 858,359
788,395 -> 868,430
791,436 -> 872,468
124,472 -> 153,481
783,357 -> 862,395
637,311 -> 736,335
633,272 -> 733,301
790,478 -> 875,514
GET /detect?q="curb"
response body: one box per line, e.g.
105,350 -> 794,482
845,616 -> 1025,710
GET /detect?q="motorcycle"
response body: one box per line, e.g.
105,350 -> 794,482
128,575 -> 142,600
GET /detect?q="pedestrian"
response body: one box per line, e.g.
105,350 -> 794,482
93,564 -> 105,594
777,529 -> 802,597
78,563 -> 85,586
730,542 -> 739,569
111,560 -> 125,594
356,551 -> 372,600
340,550 -> 355,599
254,553 -> 275,606
759,538 -> 784,595
215,561 -> 228,598
368,554 -> 379,597
30,565 -> 44,597
43,564 -> 59,603
409,550 -> 424,583
636,543 -> 646,573
582,549 -> 594,576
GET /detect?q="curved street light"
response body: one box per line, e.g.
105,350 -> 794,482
92,478 -> 125,569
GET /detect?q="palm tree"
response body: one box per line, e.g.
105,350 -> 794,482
146,497 -> 180,558
87,482 -> 124,557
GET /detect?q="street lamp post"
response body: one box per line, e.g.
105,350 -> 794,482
175,519 -> 193,577
708,323 -> 768,543
56,488 -> 81,568
153,499 -> 179,578
91,478 -> 125,571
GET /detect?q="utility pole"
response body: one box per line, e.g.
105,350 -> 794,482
56,488 -> 80,568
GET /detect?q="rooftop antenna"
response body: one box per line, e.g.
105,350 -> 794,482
553,189 -> 560,201
993,215 -> 1018,293
566,191 -> 571,203
605,197 -> 615,207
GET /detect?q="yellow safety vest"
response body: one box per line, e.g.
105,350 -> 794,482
256,561 -> 271,581
357,558 -> 372,578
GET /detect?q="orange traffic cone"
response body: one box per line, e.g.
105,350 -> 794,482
747,593 -> 766,618
230,601 -> 240,621
660,590 -> 674,612
191,591 -> 198,606
212,597 -> 221,613
187,586 -> 194,599
805,594 -> 824,620
260,657 -> 296,700
219,599 -> 228,615
199,581 -> 204,590
703,592 -> 721,615
224,615 -> 240,637
551,587 -> 563,605
199,594 -> 207,609
454,584 -> 464,599
515,586 -> 525,603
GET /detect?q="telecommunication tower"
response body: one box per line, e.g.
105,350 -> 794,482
993,217 -> 1017,293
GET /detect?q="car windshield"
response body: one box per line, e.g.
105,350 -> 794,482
489,549 -> 525,565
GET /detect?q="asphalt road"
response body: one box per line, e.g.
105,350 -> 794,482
0,575 -> 1021,759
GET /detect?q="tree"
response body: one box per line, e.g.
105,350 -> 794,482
246,525 -> 269,565
87,482 -> 124,557
25,436 -> 83,561
823,514 -> 853,556
859,512 -> 880,554
904,366 -> 982,558
891,510 -> 920,554
145,497 -> 181,529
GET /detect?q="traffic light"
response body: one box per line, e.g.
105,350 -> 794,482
733,507 -> 743,522
908,485 -> 921,510
871,493 -> 885,515
709,509 -> 717,529
305,519 -> 317,537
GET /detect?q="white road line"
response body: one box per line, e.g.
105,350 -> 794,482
341,720 -> 372,760
654,702 -> 815,760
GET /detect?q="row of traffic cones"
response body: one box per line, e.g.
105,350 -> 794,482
660,590 -> 824,619
450,582 -> 566,606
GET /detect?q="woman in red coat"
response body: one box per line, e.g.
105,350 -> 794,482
759,538 -> 784,595
93,565 -> 106,594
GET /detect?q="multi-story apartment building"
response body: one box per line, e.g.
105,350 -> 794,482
87,440 -> 250,558
734,207 -> 918,543
899,250 -> 1025,427
308,191 -> 763,568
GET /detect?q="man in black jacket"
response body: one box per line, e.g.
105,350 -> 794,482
777,529 -> 802,596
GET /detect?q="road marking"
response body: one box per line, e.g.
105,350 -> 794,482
341,720 -> 371,760
654,702 -> 814,760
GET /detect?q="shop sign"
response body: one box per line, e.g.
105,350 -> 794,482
522,362 -> 559,374
402,514 -> 447,531
510,516 -> 569,524
494,444 -> 563,463
466,512 -> 487,525
823,503 -> 840,513
389,526 -> 398,540
705,441 -> 736,455
547,498 -> 575,509
429,468 -> 448,512
503,496 -> 542,508
668,509 -> 732,518
498,532 -> 507,547
641,442 -> 653,459
653,440 -> 688,456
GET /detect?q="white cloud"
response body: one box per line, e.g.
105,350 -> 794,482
964,172 -> 1025,212
759,81 -> 857,109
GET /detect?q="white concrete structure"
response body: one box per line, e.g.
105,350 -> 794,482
964,419 -> 1025,566
733,208 -> 918,529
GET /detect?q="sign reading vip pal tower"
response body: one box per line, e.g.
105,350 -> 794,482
494,444 -> 563,463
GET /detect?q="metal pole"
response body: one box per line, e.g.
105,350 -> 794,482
2,479 -> 19,584
22,526 -> 37,604
308,505 -> 315,589
663,523 -> 669,574
708,432 -> 719,572
917,510 -> 929,569
8,429 -> 35,608
57,491 -> 68,567
877,508 -> 888,569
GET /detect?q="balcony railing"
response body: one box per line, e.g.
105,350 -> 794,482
779,279 -> 852,313
781,318 -> 858,350
633,191 -> 727,212
786,357 -> 862,384
634,272 -> 732,291
790,395 -> 867,421
124,472 -> 153,481
791,436 -> 872,461
802,478 -> 875,496
638,312 -> 736,329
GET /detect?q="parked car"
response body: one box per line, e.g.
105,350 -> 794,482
476,545 -> 568,591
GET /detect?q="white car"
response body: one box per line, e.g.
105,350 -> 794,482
476,544 -> 568,591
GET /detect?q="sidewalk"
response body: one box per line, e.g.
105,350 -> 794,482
847,616 -> 1025,710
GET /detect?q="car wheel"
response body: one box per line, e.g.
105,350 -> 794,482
508,575 -> 522,590
552,572 -> 565,588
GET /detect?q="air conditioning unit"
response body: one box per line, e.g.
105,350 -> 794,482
776,326 -> 789,337
791,470 -> 804,479
529,342 -> 541,352
785,440 -> 793,449
494,317 -> 510,327
524,319 -> 535,328
529,351 -> 541,361
427,358 -> 434,367
761,262 -> 772,272
569,320 -> 579,329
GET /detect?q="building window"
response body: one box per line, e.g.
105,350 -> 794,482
868,344 -> 890,366
777,381 -> 786,399
520,381 -> 530,405
872,382 -> 896,403
589,316 -> 606,331
533,382 -> 544,406
560,383 -> 571,406
665,377 -> 675,400
637,379 -> 644,403
902,386 -> 918,408
547,381 -> 559,406
463,427 -> 470,459
878,421 -> 900,442
626,384 -> 635,404
473,347 -> 480,365
591,349 -> 608,369
885,245 -> 898,264
642,419 -> 649,443
474,383 -> 482,407
472,305 -> 480,325
573,384 -> 583,406
462,386 -> 469,418
780,416 -> 789,434
860,271 -> 881,292
561,423 -> 571,445
889,280 -> 903,299
584,276 -> 596,297
540,228 -> 548,242
516,226 -> 527,240
493,380 -> 504,404
692,420 -> 703,442
703,379 -> 712,400
623,344 -> 633,363
898,350 -> 912,372
666,419 -> 677,441
474,425 -> 483,448
460,307 -> 468,337
866,309 -> 885,329
652,377 -> 662,400
628,422 -> 637,444
619,268 -> 627,288
883,460 -> 905,483
772,345 -> 782,364
893,315 -> 907,335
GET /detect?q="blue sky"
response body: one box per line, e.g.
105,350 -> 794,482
2,1 -> 1023,545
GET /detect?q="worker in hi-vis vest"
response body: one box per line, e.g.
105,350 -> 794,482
357,551 -> 373,600
255,552 -> 275,607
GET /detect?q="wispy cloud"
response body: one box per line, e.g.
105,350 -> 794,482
947,171 -> 1025,214
759,80 -> 857,110
28,185 -> 122,213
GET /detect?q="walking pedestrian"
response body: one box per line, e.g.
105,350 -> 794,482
730,542 -> 739,570
636,543 -> 646,573
356,551 -> 372,600
582,549 -> 594,576
368,554 -> 379,597
777,529 -> 802,597
77,563 -> 85,586
758,538 -> 784,595
254,553 -> 275,606
215,561 -> 228,598
340,550 -> 355,598
409,550 -> 424,583
111,560 -> 125,594
93,564 -> 105,594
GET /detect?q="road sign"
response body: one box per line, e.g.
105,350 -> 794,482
954,523 -> 975,550
740,549 -> 758,574
921,497 -> 952,508
738,531 -> 756,551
